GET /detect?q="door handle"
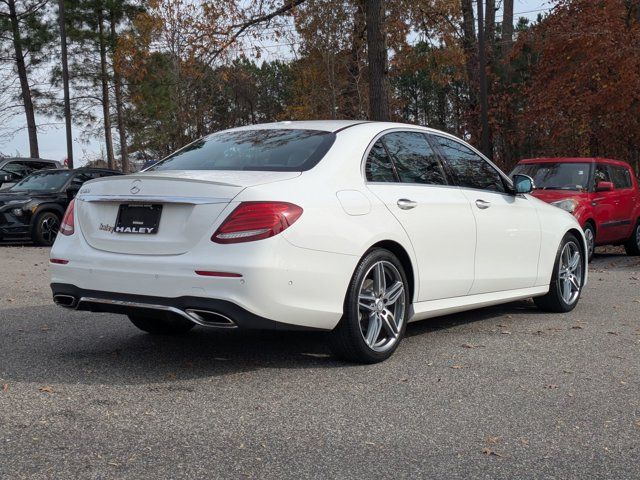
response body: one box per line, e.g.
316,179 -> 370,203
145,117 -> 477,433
397,198 -> 417,210
475,199 -> 491,210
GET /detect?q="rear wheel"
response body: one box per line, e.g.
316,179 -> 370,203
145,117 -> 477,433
583,222 -> 595,262
32,211 -> 60,246
128,314 -> 195,335
329,248 -> 409,364
534,233 -> 584,313
624,221 -> 640,256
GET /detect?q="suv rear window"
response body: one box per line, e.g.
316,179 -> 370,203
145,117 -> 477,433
149,129 -> 336,172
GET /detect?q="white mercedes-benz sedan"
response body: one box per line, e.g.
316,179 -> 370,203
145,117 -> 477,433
50,121 -> 587,363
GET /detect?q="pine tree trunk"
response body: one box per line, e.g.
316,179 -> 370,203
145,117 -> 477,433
460,0 -> 478,139
58,0 -> 73,168
502,0 -> 514,45
97,8 -> 115,169
7,0 -> 39,158
364,0 -> 389,121
110,11 -> 129,173
477,0 -> 491,158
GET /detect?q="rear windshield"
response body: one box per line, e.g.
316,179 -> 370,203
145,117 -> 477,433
511,162 -> 592,191
149,129 -> 336,172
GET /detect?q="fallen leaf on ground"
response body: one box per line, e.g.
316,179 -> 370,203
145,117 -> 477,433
607,331 -> 619,335
571,325 -> 583,330
38,386 -> 54,394
462,343 -> 485,349
2,384 -> 7,392
486,436 -> 501,444
482,448 -> 503,457
545,384 -> 559,389
501,331 -> 511,335
451,365 -> 463,369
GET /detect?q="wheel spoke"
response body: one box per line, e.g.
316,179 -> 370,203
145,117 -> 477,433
383,281 -> 404,305
569,275 -> 580,290
568,251 -> 580,271
358,292 -> 376,312
380,309 -> 399,338
365,313 -> 382,346
562,278 -> 571,301
373,262 -> 386,296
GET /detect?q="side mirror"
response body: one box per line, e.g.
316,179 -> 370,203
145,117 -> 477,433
66,186 -> 80,199
595,181 -> 614,192
0,174 -> 10,186
512,174 -> 535,194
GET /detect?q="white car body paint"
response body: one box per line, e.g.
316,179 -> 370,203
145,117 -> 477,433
50,120 -> 587,331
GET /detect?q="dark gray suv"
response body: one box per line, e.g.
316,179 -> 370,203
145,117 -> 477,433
0,157 -> 63,190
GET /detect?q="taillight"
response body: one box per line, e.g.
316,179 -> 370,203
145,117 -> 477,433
212,201 -> 303,244
59,198 -> 75,236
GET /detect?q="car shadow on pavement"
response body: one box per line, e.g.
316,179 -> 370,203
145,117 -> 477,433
2,300 -> 543,386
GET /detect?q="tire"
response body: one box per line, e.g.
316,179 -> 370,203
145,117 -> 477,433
128,314 -> 195,335
583,222 -> 596,262
329,248 -> 410,364
31,211 -> 61,246
624,221 -> 640,256
534,232 -> 584,313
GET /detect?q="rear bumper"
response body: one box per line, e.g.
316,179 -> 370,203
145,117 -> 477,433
51,283 -> 322,331
50,231 -> 359,330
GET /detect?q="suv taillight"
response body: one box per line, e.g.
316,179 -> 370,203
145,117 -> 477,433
59,198 -> 75,236
212,201 -> 303,244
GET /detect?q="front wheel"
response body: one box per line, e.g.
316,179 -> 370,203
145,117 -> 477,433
534,233 -> 584,313
128,314 -> 195,335
624,221 -> 640,256
32,211 -> 60,246
329,248 -> 410,364
583,222 -> 595,262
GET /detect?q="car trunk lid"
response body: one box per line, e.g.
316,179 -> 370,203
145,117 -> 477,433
75,170 -> 300,255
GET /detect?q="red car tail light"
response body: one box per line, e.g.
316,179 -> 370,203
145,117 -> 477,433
212,201 -> 303,244
59,198 -> 75,236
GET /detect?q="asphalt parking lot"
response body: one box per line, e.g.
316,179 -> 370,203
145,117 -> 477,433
0,246 -> 639,479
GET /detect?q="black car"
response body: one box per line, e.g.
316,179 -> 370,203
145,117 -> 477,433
0,168 -> 122,246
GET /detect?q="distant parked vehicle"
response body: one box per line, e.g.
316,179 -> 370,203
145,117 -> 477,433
0,157 -> 62,190
512,157 -> 640,261
0,168 -> 122,246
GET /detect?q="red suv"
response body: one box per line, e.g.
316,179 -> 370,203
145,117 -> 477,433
512,158 -> 640,261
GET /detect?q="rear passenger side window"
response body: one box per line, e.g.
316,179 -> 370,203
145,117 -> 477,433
365,140 -> 396,182
433,136 -> 506,193
381,132 -> 447,185
610,165 -> 632,189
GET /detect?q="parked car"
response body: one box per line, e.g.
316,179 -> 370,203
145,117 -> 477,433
511,157 -> 640,261
0,157 -> 62,190
50,121 -> 587,363
0,168 -> 122,246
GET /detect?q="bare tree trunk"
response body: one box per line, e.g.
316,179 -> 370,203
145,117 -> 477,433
477,0 -> 491,158
460,0 -> 478,138
58,0 -> 73,168
343,0 -> 366,119
110,11 -> 129,173
503,0 -> 514,45
97,8 -> 115,169
364,0 -> 389,121
7,0 -> 39,158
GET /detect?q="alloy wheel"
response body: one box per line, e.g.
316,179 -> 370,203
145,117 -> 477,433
357,260 -> 406,353
41,216 -> 60,244
557,241 -> 582,305
584,227 -> 594,259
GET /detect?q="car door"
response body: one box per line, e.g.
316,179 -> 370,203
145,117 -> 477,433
609,164 -> 636,240
364,130 -> 476,301
591,163 -> 620,243
431,135 -> 541,295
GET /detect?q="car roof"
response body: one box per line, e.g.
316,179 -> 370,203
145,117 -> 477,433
229,120 -> 370,133
519,157 -> 632,168
0,157 -> 59,164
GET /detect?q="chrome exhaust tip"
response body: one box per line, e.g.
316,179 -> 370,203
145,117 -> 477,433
53,294 -> 77,308
185,309 -> 237,328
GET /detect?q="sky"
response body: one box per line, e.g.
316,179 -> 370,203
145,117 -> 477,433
0,0 -> 552,165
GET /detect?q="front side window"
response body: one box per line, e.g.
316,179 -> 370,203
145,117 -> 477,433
1,161 -> 29,181
149,129 -> 336,172
365,140 -> 396,182
433,136 -> 506,193
381,132 -> 447,185
511,162 -> 592,191
610,165 -> 633,189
